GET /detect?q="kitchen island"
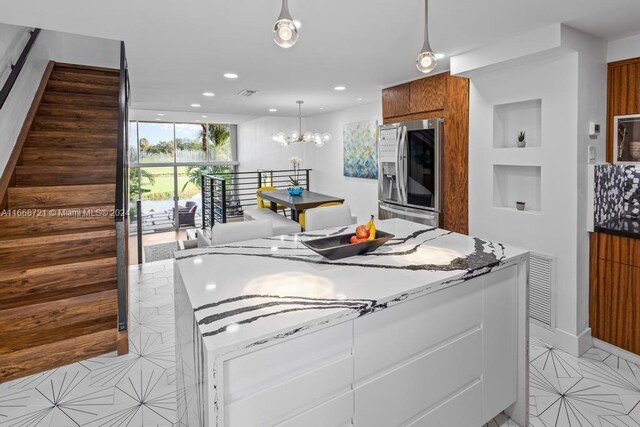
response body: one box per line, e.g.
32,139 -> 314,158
174,218 -> 529,427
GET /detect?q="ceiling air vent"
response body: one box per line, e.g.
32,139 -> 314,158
237,89 -> 258,97
529,252 -> 555,329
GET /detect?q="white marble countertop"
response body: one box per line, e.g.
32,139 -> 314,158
174,218 -> 528,357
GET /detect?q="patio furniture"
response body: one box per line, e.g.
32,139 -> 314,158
171,202 -> 198,227
303,204 -> 357,231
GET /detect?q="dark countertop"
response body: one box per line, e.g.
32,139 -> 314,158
595,216 -> 640,239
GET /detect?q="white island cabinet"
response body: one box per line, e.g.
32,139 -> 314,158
175,219 -> 529,427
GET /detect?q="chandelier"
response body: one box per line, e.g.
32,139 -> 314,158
272,101 -> 331,147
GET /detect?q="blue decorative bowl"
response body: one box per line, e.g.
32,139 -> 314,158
287,186 -> 304,196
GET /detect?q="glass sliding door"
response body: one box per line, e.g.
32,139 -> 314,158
128,120 -> 238,234
138,167 -> 176,233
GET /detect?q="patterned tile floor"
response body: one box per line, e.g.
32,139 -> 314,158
2,259 -> 640,426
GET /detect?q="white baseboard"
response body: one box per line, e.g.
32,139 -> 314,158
593,338 -> 640,365
530,323 -> 592,357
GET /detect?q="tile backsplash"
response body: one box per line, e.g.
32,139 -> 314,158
594,164 -> 640,225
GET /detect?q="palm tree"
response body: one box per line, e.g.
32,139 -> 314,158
198,124 -> 230,160
129,168 -> 156,198
181,165 -> 232,192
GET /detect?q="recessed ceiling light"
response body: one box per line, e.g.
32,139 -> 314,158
334,86 -> 347,91
195,119 -> 201,122
224,73 -> 238,79
319,107 -> 324,110
190,103 -> 201,107
201,115 -> 208,118
157,113 -> 164,116
356,98 -> 363,101
155,118 -> 161,121
434,53 -> 446,59
269,108 -> 278,112
202,92 -> 215,97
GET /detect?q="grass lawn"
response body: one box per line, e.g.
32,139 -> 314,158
135,167 -> 199,201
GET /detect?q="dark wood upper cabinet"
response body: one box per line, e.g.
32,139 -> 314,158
607,58 -> 640,163
382,83 -> 411,118
409,73 -> 446,114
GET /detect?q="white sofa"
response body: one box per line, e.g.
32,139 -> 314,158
243,206 -> 302,235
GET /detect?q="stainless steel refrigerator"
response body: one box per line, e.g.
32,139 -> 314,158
378,119 -> 443,227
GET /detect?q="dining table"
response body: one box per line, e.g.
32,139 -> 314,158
257,189 -> 344,221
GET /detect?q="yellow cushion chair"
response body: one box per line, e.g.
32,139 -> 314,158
298,201 -> 343,230
257,186 -> 288,216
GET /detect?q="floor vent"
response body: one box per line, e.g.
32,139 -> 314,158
529,252 -> 555,328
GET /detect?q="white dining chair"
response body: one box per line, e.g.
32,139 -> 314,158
211,219 -> 274,245
304,204 -> 357,231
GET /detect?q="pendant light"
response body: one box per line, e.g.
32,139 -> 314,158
416,0 -> 437,73
272,101 -> 331,147
273,0 -> 298,48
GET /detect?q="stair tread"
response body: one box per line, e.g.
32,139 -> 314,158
27,129 -> 118,138
0,317 -> 116,355
1,253 -> 116,277
54,63 -> 119,74
38,103 -> 118,113
0,281 -> 117,311
0,225 -> 115,245
50,71 -> 119,84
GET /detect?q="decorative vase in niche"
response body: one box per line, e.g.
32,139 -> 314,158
630,141 -> 640,160
516,201 -> 525,211
288,186 -> 304,196
517,131 -> 526,148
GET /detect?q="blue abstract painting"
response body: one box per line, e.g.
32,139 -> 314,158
343,120 -> 378,179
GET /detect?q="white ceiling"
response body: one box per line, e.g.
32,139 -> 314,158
2,0 -> 640,121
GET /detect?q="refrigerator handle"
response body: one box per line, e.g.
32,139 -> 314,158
398,126 -> 408,204
394,126 -> 403,203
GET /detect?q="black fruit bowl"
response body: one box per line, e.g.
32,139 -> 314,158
302,230 -> 395,260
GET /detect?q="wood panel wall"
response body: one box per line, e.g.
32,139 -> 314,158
606,58 -> 640,163
590,232 -> 640,354
382,72 -> 470,235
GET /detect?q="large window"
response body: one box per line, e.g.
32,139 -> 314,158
129,121 -> 237,233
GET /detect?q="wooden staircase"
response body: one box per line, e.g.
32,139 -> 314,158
0,62 -> 125,382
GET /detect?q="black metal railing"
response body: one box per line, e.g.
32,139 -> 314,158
115,41 -> 131,342
202,169 -> 311,229
0,28 -> 41,110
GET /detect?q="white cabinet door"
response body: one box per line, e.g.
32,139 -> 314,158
482,265 -> 518,422
354,329 -> 482,427
407,382 -> 482,427
224,322 -> 353,427
275,391 -> 353,427
353,277 -> 482,382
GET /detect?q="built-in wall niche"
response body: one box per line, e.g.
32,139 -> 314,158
493,165 -> 541,212
493,99 -> 542,148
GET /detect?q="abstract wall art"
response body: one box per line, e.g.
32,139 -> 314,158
343,119 -> 378,179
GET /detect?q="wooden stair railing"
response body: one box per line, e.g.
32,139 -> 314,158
0,60 -> 126,382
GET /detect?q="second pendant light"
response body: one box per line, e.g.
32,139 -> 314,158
273,0 -> 298,48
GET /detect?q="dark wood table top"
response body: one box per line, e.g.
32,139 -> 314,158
258,190 -> 344,211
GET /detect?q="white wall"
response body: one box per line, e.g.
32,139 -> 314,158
562,27 -> 607,349
468,53 -> 581,351
607,33 -> 640,63
306,102 -> 381,223
0,23 -> 120,180
237,116 -> 312,173
460,24 -> 607,356
0,24 -> 53,179
236,102 -> 382,223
